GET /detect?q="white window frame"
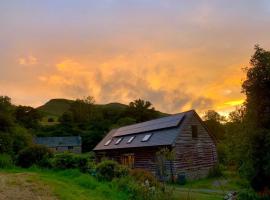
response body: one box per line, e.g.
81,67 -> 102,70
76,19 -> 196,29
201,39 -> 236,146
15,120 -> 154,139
115,137 -> 123,145
142,134 -> 152,142
127,136 -> 135,144
104,139 -> 112,146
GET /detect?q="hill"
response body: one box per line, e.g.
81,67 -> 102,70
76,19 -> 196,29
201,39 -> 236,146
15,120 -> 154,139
37,98 -> 73,117
37,99 -> 129,117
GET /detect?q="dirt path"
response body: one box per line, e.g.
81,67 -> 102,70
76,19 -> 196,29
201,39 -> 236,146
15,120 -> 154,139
0,172 -> 58,200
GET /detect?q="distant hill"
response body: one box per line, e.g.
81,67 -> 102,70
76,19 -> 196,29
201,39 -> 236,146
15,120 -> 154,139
37,98 -> 167,119
37,99 -> 129,117
37,99 -> 73,117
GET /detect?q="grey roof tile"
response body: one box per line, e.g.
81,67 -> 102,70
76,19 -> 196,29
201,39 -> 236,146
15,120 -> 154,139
35,136 -> 81,147
94,110 -> 195,151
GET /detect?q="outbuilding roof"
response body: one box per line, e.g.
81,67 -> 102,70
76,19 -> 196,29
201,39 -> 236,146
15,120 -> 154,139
94,110 -> 195,151
35,136 -> 81,148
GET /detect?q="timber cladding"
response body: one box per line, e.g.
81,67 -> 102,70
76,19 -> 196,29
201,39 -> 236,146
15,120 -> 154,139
94,110 -> 218,180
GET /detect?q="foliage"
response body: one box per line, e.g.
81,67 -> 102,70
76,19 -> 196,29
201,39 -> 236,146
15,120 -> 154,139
126,99 -> 159,123
0,154 -> 14,168
130,168 -> 158,186
203,110 -> 226,141
155,148 -> 175,181
113,174 -> 175,200
51,152 -> 95,173
17,145 -> 53,168
208,164 -> 222,178
238,189 -> 270,200
14,106 -> 42,129
96,160 -> 129,181
238,45 -> 270,192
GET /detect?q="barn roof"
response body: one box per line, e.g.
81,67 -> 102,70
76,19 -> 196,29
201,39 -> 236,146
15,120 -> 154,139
35,136 -> 81,147
94,110 -> 195,151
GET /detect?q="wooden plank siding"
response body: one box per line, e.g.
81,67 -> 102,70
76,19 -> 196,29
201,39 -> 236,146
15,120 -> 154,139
94,110 -> 218,181
173,112 -> 217,179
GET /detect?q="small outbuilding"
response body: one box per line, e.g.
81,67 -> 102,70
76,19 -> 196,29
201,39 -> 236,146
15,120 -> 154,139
35,136 -> 82,154
93,110 -> 217,180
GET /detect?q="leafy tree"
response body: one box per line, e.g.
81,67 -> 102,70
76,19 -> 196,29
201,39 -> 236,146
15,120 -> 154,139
126,99 -> 159,122
203,110 -> 226,140
14,106 -> 42,129
0,96 -> 14,131
240,45 -> 270,191
69,96 -> 96,123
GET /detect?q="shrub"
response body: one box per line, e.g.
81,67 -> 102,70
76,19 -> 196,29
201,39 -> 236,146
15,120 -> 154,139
0,154 -> 14,168
130,168 -> 158,186
52,153 -> 95,173
208,164 -> 222,178
96,160 -> 128,181
113,176 -> 175,200
237,189 -> 270,200
17,145 -> 53,168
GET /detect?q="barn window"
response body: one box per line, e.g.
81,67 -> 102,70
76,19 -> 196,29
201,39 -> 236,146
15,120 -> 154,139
104,139 -> 112,146
115,137 -> 123,145
127,136 -> 135,144
192,125 -> 198,138
142,134 -> 152,142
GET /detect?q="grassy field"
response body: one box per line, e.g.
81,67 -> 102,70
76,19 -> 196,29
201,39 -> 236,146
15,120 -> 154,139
0,168 -> 129,200
0,167 -> 245,200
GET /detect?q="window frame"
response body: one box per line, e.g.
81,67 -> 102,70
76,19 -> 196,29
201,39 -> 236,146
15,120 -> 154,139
141,134 -> 152,142
127,136 -> 135,144
115,137 -> 123,145
104,139 -> 112,146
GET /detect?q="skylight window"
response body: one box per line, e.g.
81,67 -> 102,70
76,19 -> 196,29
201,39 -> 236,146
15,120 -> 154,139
115,137 -> 123,145
142,134 -> 152,142
104,139 -> 112,146
127,136 -> 135,144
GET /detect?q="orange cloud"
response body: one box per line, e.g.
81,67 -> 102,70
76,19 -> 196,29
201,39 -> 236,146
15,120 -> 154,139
18,55 -> 37,66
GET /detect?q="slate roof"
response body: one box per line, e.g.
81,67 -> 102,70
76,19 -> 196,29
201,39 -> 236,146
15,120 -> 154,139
94,110 -> 195,151
35,136 -> 81,148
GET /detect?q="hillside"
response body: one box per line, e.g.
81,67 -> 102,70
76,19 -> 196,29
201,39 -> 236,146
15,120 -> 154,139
37,99 -> 73,117
37,99 -> 128,117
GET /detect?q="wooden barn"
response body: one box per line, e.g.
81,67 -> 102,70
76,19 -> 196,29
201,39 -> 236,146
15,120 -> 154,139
35,136 -> 82,154
93,110 -> 217,180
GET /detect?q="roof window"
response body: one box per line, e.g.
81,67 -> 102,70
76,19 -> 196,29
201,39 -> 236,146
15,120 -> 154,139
142,134 -> 152,142
115,137 -> 123,145
104,139 -> 112,146
127,136 -> 135,144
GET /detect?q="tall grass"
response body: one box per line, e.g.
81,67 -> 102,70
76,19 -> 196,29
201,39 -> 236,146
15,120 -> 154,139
0,154 -> 14,168
28,168 -> 129,200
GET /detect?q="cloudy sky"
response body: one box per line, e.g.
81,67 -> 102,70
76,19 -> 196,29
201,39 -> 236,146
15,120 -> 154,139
1,0 -> 270,115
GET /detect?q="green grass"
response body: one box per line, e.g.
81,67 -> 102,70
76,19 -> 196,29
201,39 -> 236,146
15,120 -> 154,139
1,167 -> 245,200
1,167 -> 128,200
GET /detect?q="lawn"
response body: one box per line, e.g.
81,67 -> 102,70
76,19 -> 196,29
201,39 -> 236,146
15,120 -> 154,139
0,168 -> 244,200
0,167 -> 129,200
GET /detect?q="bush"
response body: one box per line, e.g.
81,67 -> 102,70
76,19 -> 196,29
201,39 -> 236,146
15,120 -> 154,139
130,168 -> 158,186
17,145 -> 53,168
0,154 -> 14,168
52,153 -> 95,173
208,164 -> 222,178
96,160 -> 129,181
113,176 -> 175,200
238,189 -> 270,200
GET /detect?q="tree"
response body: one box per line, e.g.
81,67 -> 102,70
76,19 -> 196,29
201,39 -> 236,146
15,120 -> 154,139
241,45 -> 270,192
0,96 -> 14,131
126,99 -> 159,122
69,96 -> 96,123
14,106 -> 42,129
203,110 -> 226,140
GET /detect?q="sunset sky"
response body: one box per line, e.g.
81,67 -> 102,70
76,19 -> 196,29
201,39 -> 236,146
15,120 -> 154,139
1,0 -> 270,115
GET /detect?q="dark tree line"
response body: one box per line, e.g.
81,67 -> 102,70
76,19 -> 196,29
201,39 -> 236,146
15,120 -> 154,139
203,45 -> 270,193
